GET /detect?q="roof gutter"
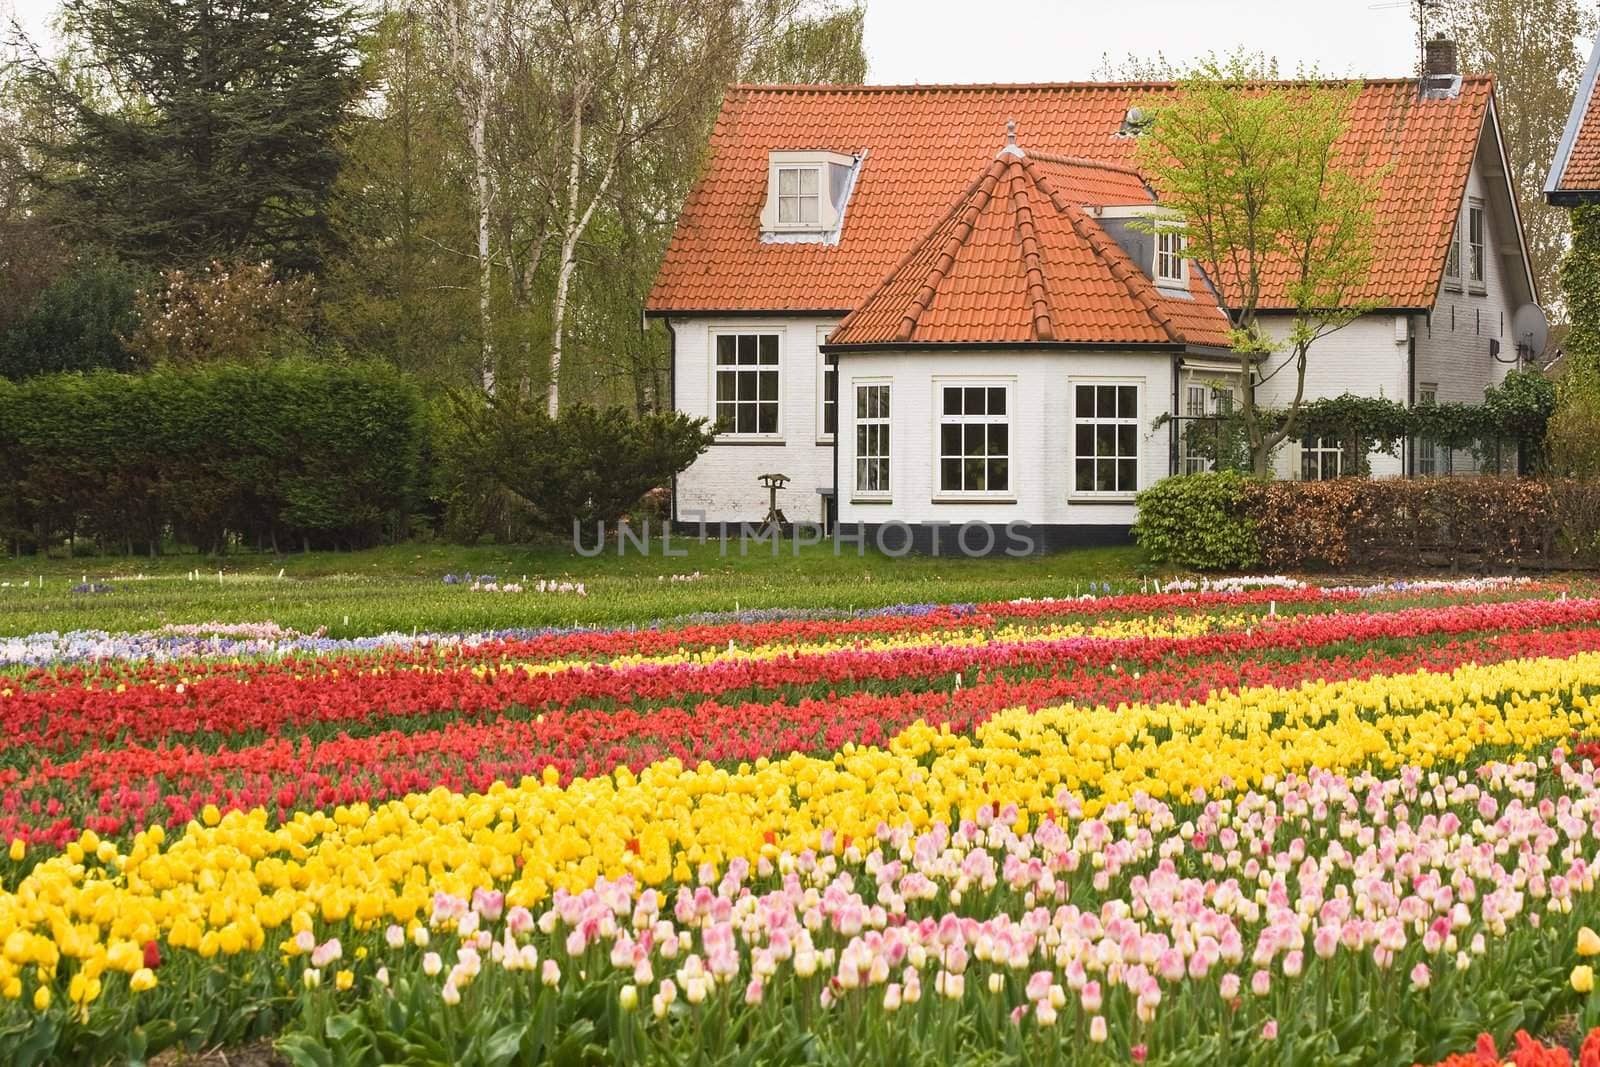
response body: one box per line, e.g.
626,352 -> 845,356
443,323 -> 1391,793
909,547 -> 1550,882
820,340 -> 1193,354
644,307 -> 853,320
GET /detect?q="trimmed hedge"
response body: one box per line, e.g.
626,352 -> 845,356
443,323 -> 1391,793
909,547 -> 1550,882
1135,472 -> 1600,572
0,362 -> 426,554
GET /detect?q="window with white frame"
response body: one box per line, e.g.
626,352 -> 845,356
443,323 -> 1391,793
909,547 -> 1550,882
1074,383 -> 1140,494
1467,200 -> 1486,288
777,166 -> 820,226
714,332 -> 780,436
938,384 -> 1009,495
1416,384 -> 1438,476
1445,217 -> 1462,287
820,352 -> 837,439
1300,435 -> 1350,481
854,383 -> 890,496
1214,385 -> 1234,414
1155,230 -> 1185,284
1182,384 -> 1208,474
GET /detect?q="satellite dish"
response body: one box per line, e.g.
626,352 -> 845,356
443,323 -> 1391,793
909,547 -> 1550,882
1125,106 -> 1146,125
1511,303 -> 1549,361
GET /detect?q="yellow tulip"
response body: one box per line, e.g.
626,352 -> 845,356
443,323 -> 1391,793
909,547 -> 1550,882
1579,927 -> 1600,957
1574,965 -> 1595,994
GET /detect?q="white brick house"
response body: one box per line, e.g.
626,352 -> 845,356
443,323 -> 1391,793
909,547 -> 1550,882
646,72 -> 1537,550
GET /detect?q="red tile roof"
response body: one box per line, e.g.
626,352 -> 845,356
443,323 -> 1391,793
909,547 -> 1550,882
647,79 -> 1493,315
827,150 -> 1232,348
1550,38 -> 1600,197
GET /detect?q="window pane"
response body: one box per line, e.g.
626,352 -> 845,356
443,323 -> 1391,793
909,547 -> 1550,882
943,388 -> 962,416
1117,386 -> 1136,417
1095,424 -> 1116,455
964,424 -> 985,455
964,387 -> 985,415
989,458 -> 1008,492
717,335 -> 736,364
941,424 -> 961,456
798,168 -> 818,194
987,424 -> 1008,455
856,388 -> 868,419
800,196 -> 818,224
737,405 -> 756,434
1117,424 -> 1136,457
941,458 -> 961,491
856,426 -> 868,453
1075,424 -> 1094,455
1097,385 -> 1116,416
1118,459 -> 1136,490
988,387 -> 1006,415
964,457 -> 985,492
738,370 -> 756,399
779,197 -> 798,223
1076,458 -> 1093,489
856,458 -> 868,488
1076,385 -> 1094,416
759,335 -> 777,363
738,335 -> 756,363
716,403 -> 734,430
1095,459 -> 1114,493
757,403 -> 777,434
716,372 -> 734,403
877,387 -> 889,417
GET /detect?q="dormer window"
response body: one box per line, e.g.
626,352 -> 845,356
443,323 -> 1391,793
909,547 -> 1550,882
777,167 -> 820,225
762,150 -> 864,243
1155,229 -> 1185,284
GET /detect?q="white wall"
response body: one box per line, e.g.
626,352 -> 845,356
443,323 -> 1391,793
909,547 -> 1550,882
1255,315 -> 1411,478
670,316 -> 840,524
835,349 -> 1176,529
1412,128 -> 1528,474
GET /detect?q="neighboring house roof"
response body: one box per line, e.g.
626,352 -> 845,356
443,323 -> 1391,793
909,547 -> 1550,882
827,145 -> 1231,348
647,78 -> 1497,316
1547,36 -> 1600,203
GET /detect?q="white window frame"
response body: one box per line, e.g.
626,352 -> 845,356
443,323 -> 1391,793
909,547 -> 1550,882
1467,198 -> 1486,290
777,165 -> 821,227
1071,380 -> 1142,498
852,380 -> 891,501
709,328 -> 783,440
933,379 -> 1014,500
1444,209 -> 1463,290
1300,435 -> 1349,481
817,328 -> 837,443
1154,228 -> 1186,285
1416,384 -> 1438,477
760,151 -> 854,235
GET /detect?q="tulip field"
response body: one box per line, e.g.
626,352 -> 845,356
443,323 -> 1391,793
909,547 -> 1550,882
6,575 -> 1600,1064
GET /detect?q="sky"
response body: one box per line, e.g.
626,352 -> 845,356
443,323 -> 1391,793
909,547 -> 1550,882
4,0 -> 1429,81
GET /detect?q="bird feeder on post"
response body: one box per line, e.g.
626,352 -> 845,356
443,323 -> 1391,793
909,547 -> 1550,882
758,473 -> 790,534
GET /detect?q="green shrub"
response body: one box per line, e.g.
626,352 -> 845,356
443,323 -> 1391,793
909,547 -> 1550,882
0,361 -> 425,555
0,257 -> 145,379
1132,471 -> 1262,570
440,400 -> 713,537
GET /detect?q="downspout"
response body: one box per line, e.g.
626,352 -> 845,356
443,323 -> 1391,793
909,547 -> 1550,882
663,316 -> 679,526
831,348 -> 840,537
1170,353 -> 1181,477
1406,321 -> 1416,478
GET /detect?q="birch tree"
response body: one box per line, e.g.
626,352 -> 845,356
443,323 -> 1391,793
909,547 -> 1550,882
1135,56 -> 1382,474
421,0 -> 525,395
529,0 -> 744,415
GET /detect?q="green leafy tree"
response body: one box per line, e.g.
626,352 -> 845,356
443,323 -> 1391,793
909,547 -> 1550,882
1135,54 -> 1382,474
0,256 -> 144,378
22,0 -> 366,274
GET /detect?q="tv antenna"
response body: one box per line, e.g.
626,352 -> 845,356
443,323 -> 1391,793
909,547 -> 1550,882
1369,0 -> 1442,78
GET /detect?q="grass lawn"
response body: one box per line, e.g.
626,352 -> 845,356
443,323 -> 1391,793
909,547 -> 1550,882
0,539 -> 1155,637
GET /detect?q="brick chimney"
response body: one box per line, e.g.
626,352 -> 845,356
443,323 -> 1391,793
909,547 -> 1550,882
1424,34 -> 1458,77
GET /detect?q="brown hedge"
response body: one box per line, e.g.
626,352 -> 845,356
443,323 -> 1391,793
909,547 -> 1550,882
1238,477 -> 1600,571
